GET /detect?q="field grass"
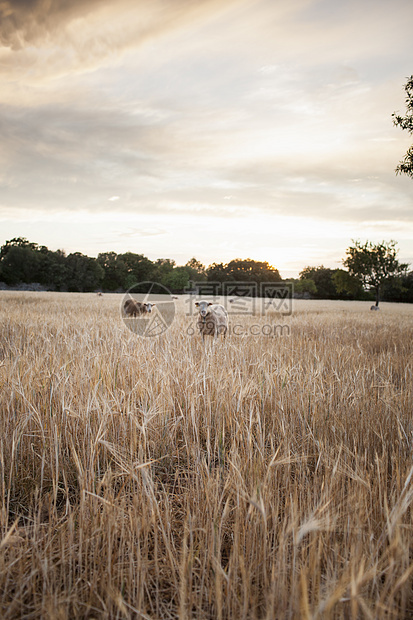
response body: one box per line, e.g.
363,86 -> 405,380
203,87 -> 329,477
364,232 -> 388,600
0,291 -> 413,619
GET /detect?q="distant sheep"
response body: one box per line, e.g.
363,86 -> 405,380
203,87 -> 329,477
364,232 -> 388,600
124,299 -> 156,317
195,300 -> 228,342
370,305 -> 380,311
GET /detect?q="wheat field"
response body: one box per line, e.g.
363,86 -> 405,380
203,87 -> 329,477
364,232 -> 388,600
0,292 -> 412,619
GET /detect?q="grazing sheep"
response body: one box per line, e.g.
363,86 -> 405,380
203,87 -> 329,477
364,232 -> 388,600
124,299 -> 156,317
97,292 -> 103,297
172,296 -> 178,300
370,305 -> 380,311
195,300 -> 228,342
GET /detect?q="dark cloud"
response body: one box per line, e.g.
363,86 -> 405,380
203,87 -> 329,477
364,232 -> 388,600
0,0 -> 242,50
0,0 -> 105,49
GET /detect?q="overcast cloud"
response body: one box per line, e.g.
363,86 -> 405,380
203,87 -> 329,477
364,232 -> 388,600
0,0 -> 412,276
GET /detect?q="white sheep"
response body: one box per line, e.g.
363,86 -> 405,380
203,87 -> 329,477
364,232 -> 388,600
195,301 -> 228,342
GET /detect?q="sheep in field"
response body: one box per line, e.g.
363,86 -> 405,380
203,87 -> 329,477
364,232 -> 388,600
370,305 -> 380,311
195,300 -> 228,342
124,299 -> 156,317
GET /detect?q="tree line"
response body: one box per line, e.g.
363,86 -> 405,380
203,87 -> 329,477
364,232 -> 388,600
0,237 -> 412,303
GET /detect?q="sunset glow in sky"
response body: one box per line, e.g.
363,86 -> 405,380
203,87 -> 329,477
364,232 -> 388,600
1,0 -> 412,277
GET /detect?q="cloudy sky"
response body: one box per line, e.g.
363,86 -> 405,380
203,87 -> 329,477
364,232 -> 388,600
0,0 -> 412,277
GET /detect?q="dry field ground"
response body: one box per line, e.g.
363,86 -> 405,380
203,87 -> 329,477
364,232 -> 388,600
0,292 -> 413,619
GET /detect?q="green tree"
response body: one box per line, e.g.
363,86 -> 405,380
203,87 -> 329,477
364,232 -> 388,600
0,236 -> 41,258
225,258 -> 281,283
206,259 -> 282,294
393,75 -> 413,179
154,258 -> 176,286
37,249 -> 68,290
381,271 -> 413,303
185,258 -> 207,281
120,253 -> 155,289
207,259 -> 281,285
163,266 -> 192,292
331,269 -> 364,299
299,266 -> 338,299
66,253 -> 104,292
0,238 -> 70,289
185,258 -> 206,279
0,245 -> 41,285
97,252 -> 128,291
1,238 -> 34,284
399,272 -> 413,303
206,262 -> 228,283
343,240 -> 408,307
293,278 -> 317,296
